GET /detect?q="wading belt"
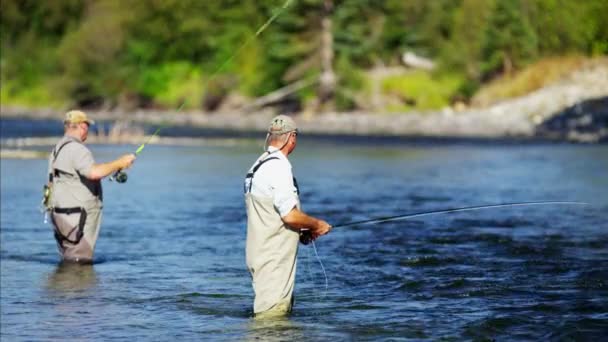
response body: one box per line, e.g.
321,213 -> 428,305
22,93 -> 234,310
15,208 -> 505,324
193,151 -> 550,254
51,207 -> 87,245
244,156 -> 300,195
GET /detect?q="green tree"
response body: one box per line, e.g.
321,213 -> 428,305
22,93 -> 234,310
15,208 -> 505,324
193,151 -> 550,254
1,0 -> 84,106
441,0 -> 493,79
1,0 -> 605,111
482,0 -> 538,78
578,0 -> 608,55
56,0 -> 131,107
529,0 -> 593,55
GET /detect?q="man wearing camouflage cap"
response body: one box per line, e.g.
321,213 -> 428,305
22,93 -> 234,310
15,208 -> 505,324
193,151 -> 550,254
45,110 -> 136,263
244,114 -> 332,318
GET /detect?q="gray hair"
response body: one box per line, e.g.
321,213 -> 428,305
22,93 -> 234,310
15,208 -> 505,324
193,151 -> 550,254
264,131 -> 295,151
64,122 -> 80,130
268,132 -> 291,145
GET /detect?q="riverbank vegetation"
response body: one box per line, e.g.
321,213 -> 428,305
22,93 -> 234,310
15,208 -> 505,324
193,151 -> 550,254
472,55 -> 591,106
1,0 -> 607,114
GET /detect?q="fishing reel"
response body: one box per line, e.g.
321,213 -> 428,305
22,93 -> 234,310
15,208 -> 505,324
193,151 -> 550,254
109,170 -> 128,183
299,229 -> 313,245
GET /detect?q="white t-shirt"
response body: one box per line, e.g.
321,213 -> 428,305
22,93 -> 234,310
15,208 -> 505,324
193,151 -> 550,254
245,147 -> 299,217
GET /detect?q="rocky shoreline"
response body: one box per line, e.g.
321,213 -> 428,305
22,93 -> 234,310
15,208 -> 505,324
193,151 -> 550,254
2,61 -> 607,143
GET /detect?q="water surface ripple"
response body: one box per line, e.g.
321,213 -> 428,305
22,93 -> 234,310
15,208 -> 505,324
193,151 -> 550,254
1,125 -> 607,340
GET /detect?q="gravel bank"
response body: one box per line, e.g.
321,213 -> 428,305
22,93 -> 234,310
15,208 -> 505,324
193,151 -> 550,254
2,60 -> 606,142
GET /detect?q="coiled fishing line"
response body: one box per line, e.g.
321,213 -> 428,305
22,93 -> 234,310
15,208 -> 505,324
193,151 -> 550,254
311,240 -> 329,299
301,240 -> 329,302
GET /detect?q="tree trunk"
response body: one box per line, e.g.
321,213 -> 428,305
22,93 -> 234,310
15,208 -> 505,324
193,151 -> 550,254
317,0 -> 336,111
503,53 -> 513,77
241,78 -> 316,112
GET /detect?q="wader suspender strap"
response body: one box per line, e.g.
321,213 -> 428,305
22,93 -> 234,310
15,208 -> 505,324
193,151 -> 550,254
293,176 -> 300,195
244,156 -> 300,195
50,140 -> 74,182
53,140 -> 73,161
51,207 -> 87,245
54,169 -> 74,178
245,157 -> 280,193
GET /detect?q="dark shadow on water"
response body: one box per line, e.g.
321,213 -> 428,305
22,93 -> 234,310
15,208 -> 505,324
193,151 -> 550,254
246,316 -> 308,342
173,293 -> 253,319
46,262 -> 98,294
1,253 -> 59,265
0,252 -> 131,265
93,255 -> 136,264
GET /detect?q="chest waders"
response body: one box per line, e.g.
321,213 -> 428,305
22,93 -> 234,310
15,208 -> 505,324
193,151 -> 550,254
244,153 -> 302,316
48,140 -> 89,257
244,153 -> 311,247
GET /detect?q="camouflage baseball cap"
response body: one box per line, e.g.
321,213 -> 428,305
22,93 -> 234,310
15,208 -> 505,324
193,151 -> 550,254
268,115 -> 297,134
64,110 -> 95,125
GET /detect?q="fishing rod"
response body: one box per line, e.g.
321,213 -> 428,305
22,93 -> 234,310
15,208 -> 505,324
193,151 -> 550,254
333,201 -> 588,228
109,101 -> 186,183
110,0 -> 294,184
109,124 -> 167,183
299,201 -> 588,244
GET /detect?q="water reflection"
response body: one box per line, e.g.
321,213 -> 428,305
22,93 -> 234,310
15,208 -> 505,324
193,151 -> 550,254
46,262 -> 97,294
246,316 -> 307,341
1,137 -> 605,340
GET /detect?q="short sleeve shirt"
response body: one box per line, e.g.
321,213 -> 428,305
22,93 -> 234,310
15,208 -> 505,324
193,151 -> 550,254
245,147 -> 299,217
49,135 -> 102,209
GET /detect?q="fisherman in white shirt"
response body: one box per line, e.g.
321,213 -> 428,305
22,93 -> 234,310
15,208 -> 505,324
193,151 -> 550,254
244,115 -> 332,318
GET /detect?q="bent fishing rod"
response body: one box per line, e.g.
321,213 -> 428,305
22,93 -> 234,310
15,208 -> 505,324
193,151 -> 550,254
331,201 -> 589,229
110,0 -> 294,184
300,201 -> 588,244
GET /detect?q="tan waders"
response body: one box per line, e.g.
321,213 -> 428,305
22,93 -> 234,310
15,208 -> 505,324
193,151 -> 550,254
244,153 -> 302,318
50,206 -> 102,263
245,194 -> 300,317
48,136 -> 103,263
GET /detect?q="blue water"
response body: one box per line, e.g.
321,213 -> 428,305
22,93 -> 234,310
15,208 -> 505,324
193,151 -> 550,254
1,120 -> 607,340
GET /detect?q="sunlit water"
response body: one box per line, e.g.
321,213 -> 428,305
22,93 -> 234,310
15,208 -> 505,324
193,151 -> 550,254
1,120 -> 607,340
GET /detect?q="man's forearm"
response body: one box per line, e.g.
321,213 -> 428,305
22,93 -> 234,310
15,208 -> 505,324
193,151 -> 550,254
87,153 -> 135,180
282,207 -> 322,231
88,161 -> 123,180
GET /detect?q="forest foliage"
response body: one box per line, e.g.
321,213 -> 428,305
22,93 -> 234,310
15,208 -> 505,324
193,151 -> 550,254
1,0 -> 606,113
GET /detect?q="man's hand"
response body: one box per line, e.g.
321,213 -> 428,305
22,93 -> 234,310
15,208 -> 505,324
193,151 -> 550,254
118,153 -> 136,170
88,153 -> 137,180
300,220 -> 332,245
312,219 -> 332,238
282,208 -> 332,244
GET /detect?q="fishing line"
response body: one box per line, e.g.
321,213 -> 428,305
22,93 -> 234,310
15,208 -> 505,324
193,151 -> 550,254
304,241 -> 314,281
205,0 -> 294,88
301,239 -> 329,302
332,201 -> 589,229
304,200 -> 588,300
311,240 -> 329,299
303,242 -> 319,299
111,0 -> 294,183
108,120 -> 172,182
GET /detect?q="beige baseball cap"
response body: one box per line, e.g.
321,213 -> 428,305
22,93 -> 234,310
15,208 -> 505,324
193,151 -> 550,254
268,115 -> 297,134
64,110 -> 95,125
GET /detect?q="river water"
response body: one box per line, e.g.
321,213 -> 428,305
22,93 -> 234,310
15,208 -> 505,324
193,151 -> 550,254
1,119 -> 607,340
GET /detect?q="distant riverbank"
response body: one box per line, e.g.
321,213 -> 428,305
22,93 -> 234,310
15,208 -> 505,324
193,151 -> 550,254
2,60 -> 606,143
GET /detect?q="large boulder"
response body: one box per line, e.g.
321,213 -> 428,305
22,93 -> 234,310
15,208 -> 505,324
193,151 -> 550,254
536,97 -> 608,143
